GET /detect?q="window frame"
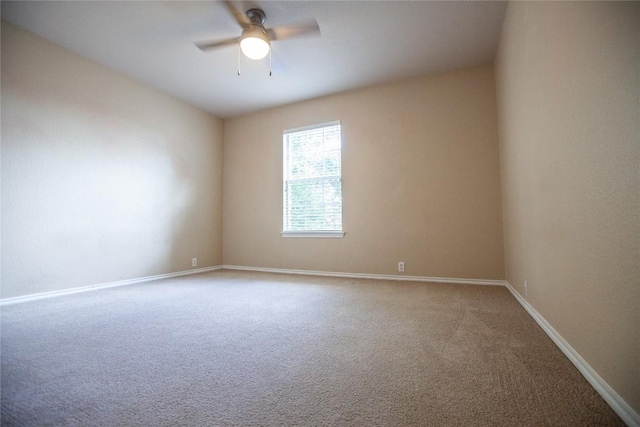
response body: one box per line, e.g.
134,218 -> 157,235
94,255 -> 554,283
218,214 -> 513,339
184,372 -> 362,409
281,121 -> 345,239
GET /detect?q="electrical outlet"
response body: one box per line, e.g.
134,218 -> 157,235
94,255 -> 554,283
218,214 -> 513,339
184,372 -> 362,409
192,258 -> 198,267
398,262 -> 405,272
524,280 -> 528,297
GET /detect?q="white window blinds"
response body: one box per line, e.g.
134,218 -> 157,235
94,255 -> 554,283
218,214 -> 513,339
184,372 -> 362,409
283,122 -> 342,235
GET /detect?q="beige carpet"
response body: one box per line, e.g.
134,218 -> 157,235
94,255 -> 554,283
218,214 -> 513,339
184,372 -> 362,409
1,270 -> 623,426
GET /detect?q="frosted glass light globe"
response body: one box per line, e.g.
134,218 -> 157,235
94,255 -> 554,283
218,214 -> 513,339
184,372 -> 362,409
240,36 -> 270,60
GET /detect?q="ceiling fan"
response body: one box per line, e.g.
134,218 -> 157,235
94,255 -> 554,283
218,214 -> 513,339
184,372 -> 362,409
195,1 -> 320,62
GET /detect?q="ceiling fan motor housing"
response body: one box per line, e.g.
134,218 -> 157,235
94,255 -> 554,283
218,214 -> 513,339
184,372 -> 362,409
246,8 -> 267,26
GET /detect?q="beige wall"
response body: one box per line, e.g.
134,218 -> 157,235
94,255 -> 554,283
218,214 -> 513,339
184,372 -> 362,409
223,64 -> 505,280
495,1 -> 639,413
1,22 -> 224,299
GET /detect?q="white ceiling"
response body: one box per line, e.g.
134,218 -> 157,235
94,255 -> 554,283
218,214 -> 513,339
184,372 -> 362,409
1,1 -> 507,118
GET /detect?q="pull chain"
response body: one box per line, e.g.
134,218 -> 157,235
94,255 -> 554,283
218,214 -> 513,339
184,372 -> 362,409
237,45 -> 241,76
236,44 -> 272,76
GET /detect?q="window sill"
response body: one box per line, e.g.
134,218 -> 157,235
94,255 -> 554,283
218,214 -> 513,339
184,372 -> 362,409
281,231 -> 345,238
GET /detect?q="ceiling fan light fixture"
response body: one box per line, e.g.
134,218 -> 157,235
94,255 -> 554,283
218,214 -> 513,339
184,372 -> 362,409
240,28 -> 270,60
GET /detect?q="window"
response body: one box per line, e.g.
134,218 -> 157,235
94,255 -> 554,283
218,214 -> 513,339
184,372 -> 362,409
282,121 -> 344,238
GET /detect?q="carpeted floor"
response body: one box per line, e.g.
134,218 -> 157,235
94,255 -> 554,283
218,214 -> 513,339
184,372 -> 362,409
1,270 -> 623,426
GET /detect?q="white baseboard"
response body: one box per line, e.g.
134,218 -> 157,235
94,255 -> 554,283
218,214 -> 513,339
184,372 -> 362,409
222,264 -> 507,286
0,266 -> 223,306
504,282 -> 639,427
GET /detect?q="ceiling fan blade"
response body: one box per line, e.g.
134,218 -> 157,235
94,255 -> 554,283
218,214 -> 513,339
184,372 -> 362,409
222,0 -> 251,29
195,37 -> 241,52
267,21 -> 320,41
